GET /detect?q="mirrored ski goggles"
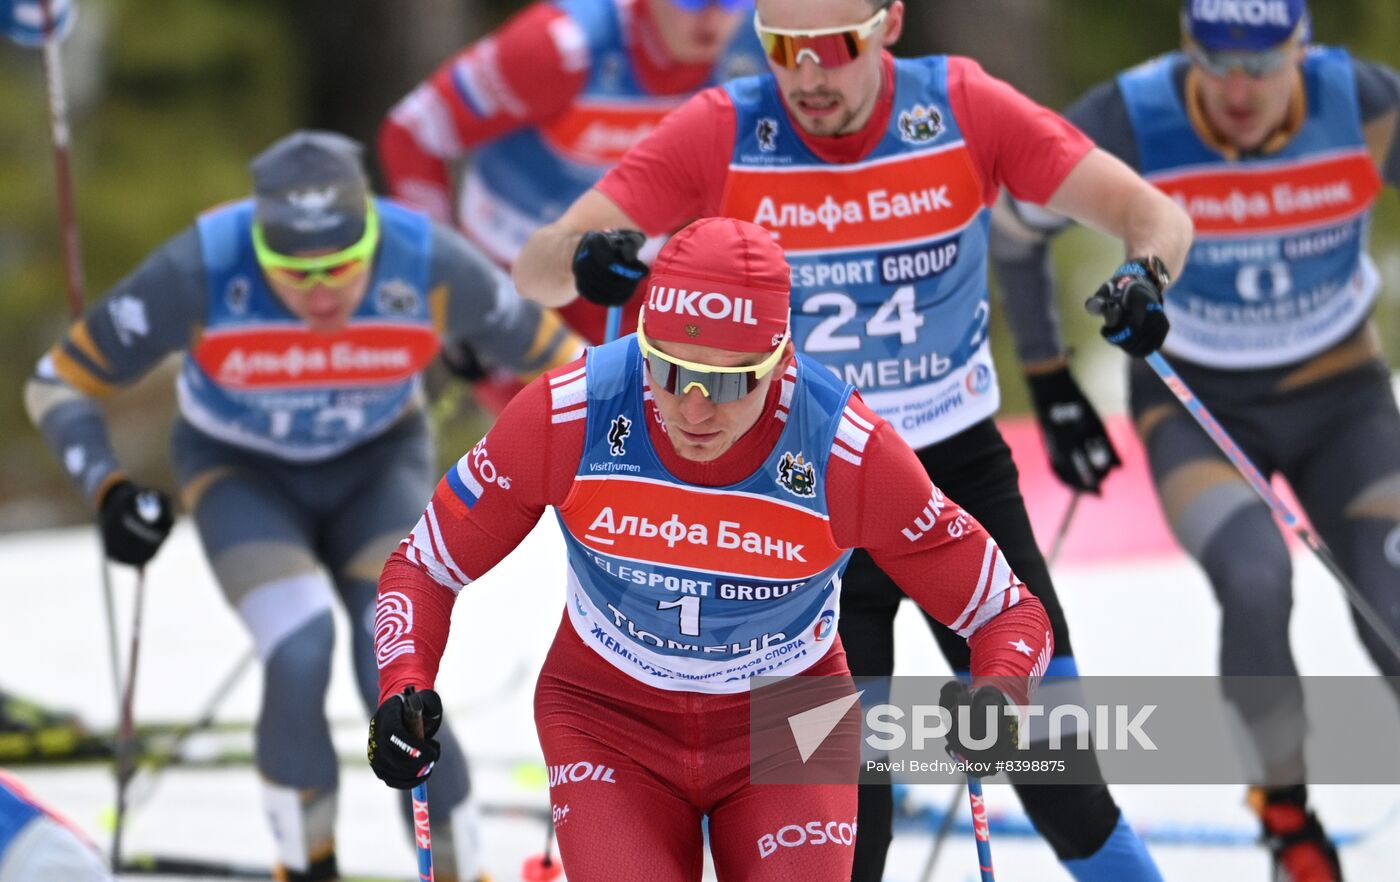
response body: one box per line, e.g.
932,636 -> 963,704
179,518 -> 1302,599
754,7 -> 887,71
252,201 -> 379,290
1184,33 -> 1302,79
637,314 -> 789,404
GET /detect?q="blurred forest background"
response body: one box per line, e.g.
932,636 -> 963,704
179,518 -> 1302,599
1,0 -> 1398,530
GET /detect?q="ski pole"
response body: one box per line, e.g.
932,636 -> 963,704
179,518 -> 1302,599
32,3 -> 140,828
403,688 -> 434,882
1046,490 -> 1081,567
33,0 -> 127,761
37,0 -> 83,319
1144,351 -> 1400,665
965,775 -> 996,881
110,565 -> 149,870
410,780 -> 434,882
33,4 -> 160,863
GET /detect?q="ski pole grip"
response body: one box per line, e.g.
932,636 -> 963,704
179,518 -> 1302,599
1084,291 -> 1123,326
402,686 -> 426,740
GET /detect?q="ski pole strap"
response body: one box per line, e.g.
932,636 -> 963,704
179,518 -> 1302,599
966,774 -> 995,881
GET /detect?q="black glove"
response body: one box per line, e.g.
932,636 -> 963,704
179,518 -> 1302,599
1085,257 -> 1170,357
1025,367 -> 1121,494
367,687 -> 442,790
98,480 -> 174,567
439,339 -> 489,383
939,681 -> 1020,777
571,229 -> 648,307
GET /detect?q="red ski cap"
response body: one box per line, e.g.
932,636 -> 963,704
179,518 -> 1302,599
640,217 -> 791,355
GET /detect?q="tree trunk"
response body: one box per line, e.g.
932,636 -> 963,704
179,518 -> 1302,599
287,0 -> 487,174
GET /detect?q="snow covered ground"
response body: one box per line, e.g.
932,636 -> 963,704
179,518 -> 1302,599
3,510 -> 1397,881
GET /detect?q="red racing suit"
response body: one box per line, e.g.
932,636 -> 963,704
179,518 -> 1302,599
376,348 -> 1051,880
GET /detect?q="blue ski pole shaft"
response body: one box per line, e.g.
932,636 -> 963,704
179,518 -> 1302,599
965,775 -> 996,881
411,783 -> 433,882
403,689 -> 434,882
1143,352 -> 1400,665
605,306 -> 622,343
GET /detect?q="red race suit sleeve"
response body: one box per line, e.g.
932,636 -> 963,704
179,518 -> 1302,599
594,87 -> 736,234
825,396 -> 1052,689
946,56 -> 1095,207
376,358 -> 587,702
377,2 -> 592,222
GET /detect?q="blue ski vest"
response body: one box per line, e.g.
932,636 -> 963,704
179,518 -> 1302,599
554,336 -> 856,692
1118,48 -> 1383,368
719,56 -> 999,448
182,197 -> 441,460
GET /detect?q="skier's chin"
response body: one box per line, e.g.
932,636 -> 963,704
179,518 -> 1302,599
792,97 -> 849,135
304,314 -> 351,335
672,428 -> 729,461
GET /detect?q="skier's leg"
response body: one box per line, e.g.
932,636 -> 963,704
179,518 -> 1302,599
1132,359 -> 1305,785
919,421 -> 1160,879
178,456 -> 341,881
1285,365 -> 1400,681
1131,360 -> 1342,880
708,782 -> 858,881
534,623 -> 705,882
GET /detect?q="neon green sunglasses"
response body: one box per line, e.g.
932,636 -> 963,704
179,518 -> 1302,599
252,201 -> 380,290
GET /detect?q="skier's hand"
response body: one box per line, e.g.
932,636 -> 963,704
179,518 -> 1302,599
1026,366 -> 1121,495
367,687 -> 441,790
1085,257 -> 1170,357
98,480 -> 174,567
439,339 -> 489,383
571,229 -> 648,307
939,681 -> 1020,777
